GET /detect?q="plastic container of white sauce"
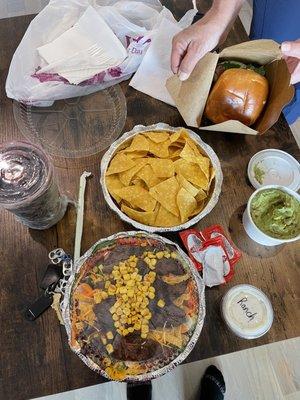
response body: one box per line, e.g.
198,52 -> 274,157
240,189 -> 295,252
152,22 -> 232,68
221,284 -> 274,339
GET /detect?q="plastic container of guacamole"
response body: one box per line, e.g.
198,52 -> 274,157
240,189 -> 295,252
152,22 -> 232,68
243,185 -> 300,246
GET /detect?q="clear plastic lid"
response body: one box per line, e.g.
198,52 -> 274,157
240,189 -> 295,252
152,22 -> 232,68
248,149 -> 300,191
221,284 -> 273,339
13,85 -> 127,159
0,141 -> 51,206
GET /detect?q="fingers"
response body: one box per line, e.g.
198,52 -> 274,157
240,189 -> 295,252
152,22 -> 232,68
178,42 -> 207,81
171,37 -> 187,74
281,40 -> 300,58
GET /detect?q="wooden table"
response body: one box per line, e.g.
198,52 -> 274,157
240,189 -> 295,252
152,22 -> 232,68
0,2 -> 299,399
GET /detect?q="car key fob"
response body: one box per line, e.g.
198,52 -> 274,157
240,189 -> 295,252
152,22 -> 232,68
25,291 -> 54,321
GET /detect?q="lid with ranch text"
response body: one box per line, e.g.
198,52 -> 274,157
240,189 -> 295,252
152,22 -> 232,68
221,284 -> 273,339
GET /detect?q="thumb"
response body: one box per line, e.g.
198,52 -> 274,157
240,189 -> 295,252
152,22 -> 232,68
281,41 -> 300,58
178,43 -> 207,81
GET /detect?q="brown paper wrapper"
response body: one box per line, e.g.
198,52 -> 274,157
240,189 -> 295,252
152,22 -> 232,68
166,40 -> 295,135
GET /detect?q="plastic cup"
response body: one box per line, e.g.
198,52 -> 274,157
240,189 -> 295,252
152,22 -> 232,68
0,141 -> 67,229
243,185 -> 300,246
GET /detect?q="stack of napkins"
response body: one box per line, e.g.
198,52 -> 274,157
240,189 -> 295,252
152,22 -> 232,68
37,6 -> 127,84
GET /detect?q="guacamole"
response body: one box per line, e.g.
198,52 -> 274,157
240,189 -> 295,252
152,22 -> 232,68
253,164 -> 265,185
250,188 -> 300,239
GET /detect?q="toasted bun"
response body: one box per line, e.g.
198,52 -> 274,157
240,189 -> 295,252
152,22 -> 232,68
204,68 -> 269,126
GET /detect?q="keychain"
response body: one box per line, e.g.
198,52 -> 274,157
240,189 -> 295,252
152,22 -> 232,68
25,249 -> 72,321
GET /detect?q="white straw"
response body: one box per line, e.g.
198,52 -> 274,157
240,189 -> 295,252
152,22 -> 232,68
74,171 -> 92,262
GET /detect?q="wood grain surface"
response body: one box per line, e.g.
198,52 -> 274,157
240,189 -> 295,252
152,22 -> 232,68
0,2 -> 299,399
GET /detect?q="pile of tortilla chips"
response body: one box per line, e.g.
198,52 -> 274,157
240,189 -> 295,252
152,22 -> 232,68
105,128 -> 215,227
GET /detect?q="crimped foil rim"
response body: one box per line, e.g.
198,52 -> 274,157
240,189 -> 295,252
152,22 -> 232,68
61,231 -> 206,382
100,123 -> 223,232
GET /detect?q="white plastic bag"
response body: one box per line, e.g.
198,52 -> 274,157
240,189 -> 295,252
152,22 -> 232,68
5,0 -> 176,106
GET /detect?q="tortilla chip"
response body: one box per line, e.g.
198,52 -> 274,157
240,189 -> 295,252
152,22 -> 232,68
180,141 -> 198,160
169,147 -> 182,159
106,153 -> 136,175
207,166 -> 216,191
174,159 -> 209,190
143,131 -> 170,143
114,186 -> 156,212
118,159 -> 148,186
176,173 -> 199,197
125,135 -> 149,152
128,151 -> 149,159
137,164 -> 162,188
191,200 -> 206,216
177,187 -> 197,223
148,158 -> 174,178
195,188 -> 207,202
131,178 -> 148,189
155,205 -> 181,227
105,174 -> 124,203
149,176 -> 180,217
148,139 -> 170,158
169,132 -> 181,143
121,204 -> 157,226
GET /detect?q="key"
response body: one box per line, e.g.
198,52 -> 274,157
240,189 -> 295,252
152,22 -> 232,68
25,291 -> 54,321
40,264 -> 63,291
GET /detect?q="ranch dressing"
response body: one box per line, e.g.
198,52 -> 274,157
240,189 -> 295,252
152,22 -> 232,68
221,285 -> 273,339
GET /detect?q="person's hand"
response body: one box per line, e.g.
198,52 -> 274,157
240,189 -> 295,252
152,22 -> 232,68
171,17 -> 227,81
281,39 -> 300,84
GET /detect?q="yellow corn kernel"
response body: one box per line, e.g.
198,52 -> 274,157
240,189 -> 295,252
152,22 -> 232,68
149,271 -> 156,278
101,336 -> 107,345
141,309 -> 148,316
116,308 -> 122,316
102,292 -> 108,300
116,328 -> 122,335
129,261 -> 137,268
128,327 -> 134,333
112,313 -> 118,321
170,252 -> 177,259
141,324 -> 149,333
106,331 -> 114,340
164,251 -> 170,258
141,333 -> 147,339
144,256 -> 151,264
124,309 -> 130,316
119,286 -> 127,294
105,281 -> 110,289
136,275 -> 142,282
123,328 -> 129,336
156,251 -> 164,259
120,317 -> 127,325
127,280 -> 135,287
121,294 -> 128,302
148,292 -> 155,300
127,289 -> 134,298
114,321 -> 120,328
123,273 -> 130,281
134,322 -> 141,330
157,299 -> 165,308
149,286 -> 155,293
106,344 -> 114,354
141,286 -> 148,292
150,258 -> 157,267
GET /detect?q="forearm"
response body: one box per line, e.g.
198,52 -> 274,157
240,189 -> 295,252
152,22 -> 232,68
198,0 -> 245,32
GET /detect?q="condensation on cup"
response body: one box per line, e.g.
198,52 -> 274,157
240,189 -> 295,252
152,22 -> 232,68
0,141 -> 67,229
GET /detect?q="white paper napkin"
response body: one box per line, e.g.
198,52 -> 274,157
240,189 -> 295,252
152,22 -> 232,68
129,17 -> 181,105
129,9 -> 196,104
37,6 -> 127,84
